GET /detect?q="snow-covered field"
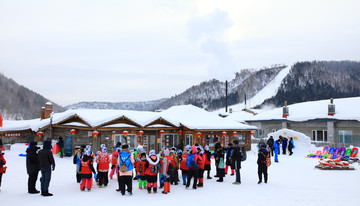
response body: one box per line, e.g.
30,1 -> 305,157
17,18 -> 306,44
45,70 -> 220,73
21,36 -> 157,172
1,143 -> 359,206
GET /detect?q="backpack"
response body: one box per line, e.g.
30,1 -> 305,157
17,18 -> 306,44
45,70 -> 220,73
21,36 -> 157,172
119,155 -> 130,173
240,147 -> 247,162
186,153 -> 197,168
261,152 -> 271,167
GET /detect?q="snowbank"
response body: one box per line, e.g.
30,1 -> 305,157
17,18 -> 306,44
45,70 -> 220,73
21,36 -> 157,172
267,128 -> 312,149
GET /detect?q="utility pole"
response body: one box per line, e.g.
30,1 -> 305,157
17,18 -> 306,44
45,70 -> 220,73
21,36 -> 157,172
225,80 -> 228,113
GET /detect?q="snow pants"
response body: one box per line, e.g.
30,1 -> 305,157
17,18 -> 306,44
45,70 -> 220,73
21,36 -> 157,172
274,148 -> 279,162
80,178 -> 93,190
186,168 -> 198,189
258,164 -> 268,183
98,171 -> 109,186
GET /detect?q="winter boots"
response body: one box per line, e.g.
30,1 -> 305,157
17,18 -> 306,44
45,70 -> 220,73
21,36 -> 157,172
41,191 -> 53,196
162,182 -> 170,194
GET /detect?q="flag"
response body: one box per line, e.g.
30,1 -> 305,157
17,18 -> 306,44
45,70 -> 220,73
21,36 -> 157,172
0,113 -> 3,127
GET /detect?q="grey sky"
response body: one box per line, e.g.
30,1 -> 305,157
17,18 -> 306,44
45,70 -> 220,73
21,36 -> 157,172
1,0 -> 359,106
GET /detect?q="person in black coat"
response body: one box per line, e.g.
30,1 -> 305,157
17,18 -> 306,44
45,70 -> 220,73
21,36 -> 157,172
26,141 -> 40,194
231,140 -> 242,184
266,136 -> 275,156
38,139 -> 55,196
225,143 -> 234,176
257,144 -> 269,184
213,142 -> 222,177
57,137 -> 64,158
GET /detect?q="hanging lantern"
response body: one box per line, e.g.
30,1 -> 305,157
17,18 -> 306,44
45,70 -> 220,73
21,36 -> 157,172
70,129 -> 76,135
123,130 -> 129,137
222,131 -> 227,136
37,131 -> 44,136
159,130 -> 165,135
250,131 -> 255,135
138,130 -> 144,137
178,130 -> 183,135
233,131 -> 237,136
196,132 -> 202,137
92,130 -> 99,138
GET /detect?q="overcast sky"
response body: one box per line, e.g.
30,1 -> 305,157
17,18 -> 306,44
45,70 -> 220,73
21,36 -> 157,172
1,0 -> 359,106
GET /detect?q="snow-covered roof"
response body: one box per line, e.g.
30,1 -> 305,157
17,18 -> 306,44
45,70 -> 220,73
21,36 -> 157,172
226,110 -> 257,123
0,105 -> 255,132
246,97 -> 360,122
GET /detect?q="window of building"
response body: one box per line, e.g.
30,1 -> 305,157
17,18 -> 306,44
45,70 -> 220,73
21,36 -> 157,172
114,134 -> 137,150
161,133 -> 179,148
185,134 -> 193,146
312,130 -> 328,142
339,130 -> 352,144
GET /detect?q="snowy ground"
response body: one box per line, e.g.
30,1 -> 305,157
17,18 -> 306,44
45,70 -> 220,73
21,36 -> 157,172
1,144 -> 359,206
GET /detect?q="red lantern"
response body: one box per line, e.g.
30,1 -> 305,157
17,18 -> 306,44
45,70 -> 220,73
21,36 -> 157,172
233,131 -> 237,136
196,132 -> 202,137
178,130 -> 183,135
92,130 -> 99,138
123,130 -> 129,137
138,130 -> 144,137
250,131 -> 255,135
222,131 -> 227,136
70,129 -> 76,135
159,130 -> 165,135
37,131 -> 44,136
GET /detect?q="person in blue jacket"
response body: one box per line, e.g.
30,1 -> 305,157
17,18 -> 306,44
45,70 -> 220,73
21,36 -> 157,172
273,139 -> 280,162
288,137 -> 295,155
282,137 -> 288,155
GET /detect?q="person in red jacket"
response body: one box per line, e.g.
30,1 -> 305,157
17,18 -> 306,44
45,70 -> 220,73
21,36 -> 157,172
136,152 -> 147,189
197,146 -> 206,187
80,149 -> 96,191
0,148 -> 6,191
96,147 -> 110,187
186,145 -> 202,189
180,145 -> 190,186
145,150 -> 160,193
204,145 -> 212,179
109,142 -> 121,179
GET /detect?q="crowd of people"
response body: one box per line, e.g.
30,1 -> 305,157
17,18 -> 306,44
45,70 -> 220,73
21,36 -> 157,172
0,135 -> 295,195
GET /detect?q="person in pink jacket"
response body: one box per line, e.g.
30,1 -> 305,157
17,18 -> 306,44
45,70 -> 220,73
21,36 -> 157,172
116,144 -> 135,195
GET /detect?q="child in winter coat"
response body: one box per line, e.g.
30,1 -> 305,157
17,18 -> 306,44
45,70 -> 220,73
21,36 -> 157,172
96,148 -> 110,187
186,145 -> 202,189
225,143 -> 234,176
169,149 -> 179,185
145,150 -> 160,193
0,148 -> 6,191
257,144 -> 269,184
180,146 -> 190,185
136,152 -> 147,190
162,149 -> 171,194
215,145 -> 225,182
288,137 -> 295,155
110,144 -> 121,179
204,145 -> 212,179
197,146 -> 205,187
80,149 -> 96,191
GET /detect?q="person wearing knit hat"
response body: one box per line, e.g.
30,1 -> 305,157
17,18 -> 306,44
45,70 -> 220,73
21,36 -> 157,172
161,149 -> 171,194
38,140 -> 55,196
26,141 -> 40,194
225,143 -> 235,176
145,150 -> 160,193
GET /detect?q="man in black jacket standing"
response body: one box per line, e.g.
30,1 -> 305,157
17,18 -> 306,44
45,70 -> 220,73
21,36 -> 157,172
231,140 -> 242,185
26,141 -> 40,194
38,139 -> 55,196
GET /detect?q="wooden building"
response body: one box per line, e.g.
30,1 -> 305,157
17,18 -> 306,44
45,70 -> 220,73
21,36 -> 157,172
1,104 -> 256,154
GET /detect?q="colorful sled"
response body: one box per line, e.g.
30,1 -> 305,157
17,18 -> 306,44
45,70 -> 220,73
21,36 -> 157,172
350,147 -> 358,158
345,148 -> 352,157
323,145 -> 330,154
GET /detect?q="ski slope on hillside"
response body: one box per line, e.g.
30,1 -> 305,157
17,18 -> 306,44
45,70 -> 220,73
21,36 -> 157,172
216,66 -> 291,113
